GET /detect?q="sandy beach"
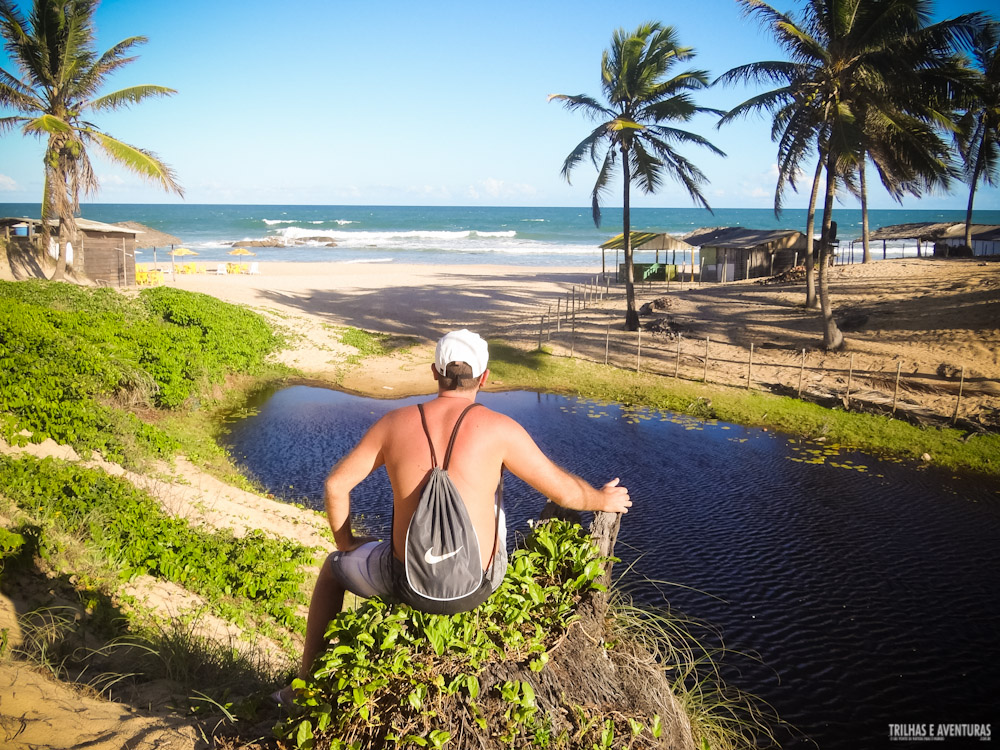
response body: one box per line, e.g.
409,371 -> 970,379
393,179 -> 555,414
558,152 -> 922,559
171,258 -> 1000,421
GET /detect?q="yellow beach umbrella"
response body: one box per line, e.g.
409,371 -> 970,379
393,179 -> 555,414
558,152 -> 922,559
228,247 -> 256,256
169,247 -> 198,277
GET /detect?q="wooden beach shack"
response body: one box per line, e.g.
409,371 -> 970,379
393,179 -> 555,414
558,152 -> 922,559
865,222 -> 1000,258
683,227 -> 805,282
1,216 -> 141,286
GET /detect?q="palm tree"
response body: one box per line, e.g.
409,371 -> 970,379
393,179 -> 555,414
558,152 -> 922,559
550,22 -> 724,331
956,20 -> 1000,251
719,0 -> 981,350
0,0 -> 182,280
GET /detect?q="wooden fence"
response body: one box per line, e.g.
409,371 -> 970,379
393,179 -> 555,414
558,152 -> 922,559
498,276 -> 998,431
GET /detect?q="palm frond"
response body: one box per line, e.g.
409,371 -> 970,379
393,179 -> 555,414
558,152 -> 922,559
559,123 -> 612,183
88,84 -> 176,111
22,112 -> 71,135
83,129 -> 184,195
547,93 -> 612,120
590,151 -> 616,228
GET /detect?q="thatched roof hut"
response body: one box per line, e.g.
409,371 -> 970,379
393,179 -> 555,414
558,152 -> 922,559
863,222 -> 1000,258
112,221 -> 182,249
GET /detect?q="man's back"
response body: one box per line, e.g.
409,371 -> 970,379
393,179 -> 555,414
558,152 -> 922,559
377,396 -> 508,570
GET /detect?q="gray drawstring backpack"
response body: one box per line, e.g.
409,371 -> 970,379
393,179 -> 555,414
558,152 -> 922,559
393,402 -> 500,615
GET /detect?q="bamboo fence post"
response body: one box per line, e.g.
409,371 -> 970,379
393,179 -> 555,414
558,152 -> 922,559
846,353 -> 855,406
546,306 -> 552,340
605,321 -> 611,365
798,348 -> 806,397
636,329 -> 642,373
951,366 -> 966,424
747,342 -> 754,390
703,337 -> 710,382
556,298 -> 561,332
674,335 -> 681,378
571,309 -> 576,358
538,316 -> 544,350
892,361 -> 902,414
572,287 -> 576,317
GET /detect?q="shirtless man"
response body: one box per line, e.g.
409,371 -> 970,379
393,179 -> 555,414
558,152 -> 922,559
281,330 -> 631,701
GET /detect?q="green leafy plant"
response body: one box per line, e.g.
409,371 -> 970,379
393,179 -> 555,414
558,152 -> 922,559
0,454 -> 316,628
0,280 -> 283,465
277,519 -> 671,749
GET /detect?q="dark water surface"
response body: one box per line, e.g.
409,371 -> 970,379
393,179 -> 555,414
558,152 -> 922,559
222,386 -> 1000,749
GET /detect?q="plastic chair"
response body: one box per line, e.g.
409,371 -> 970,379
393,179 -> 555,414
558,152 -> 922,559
216,264 -> 227,275
247,262 -> 260,275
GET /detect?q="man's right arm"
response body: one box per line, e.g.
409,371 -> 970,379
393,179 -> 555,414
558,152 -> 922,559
324,417 -> 388,550
499,418 -> 631,514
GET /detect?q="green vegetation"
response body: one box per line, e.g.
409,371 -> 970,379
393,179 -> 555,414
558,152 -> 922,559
338,326 -> 417,368
280,519 -> 705,750
0,280 -> 284,466
0,454 -> 316,628
486,341 -> 1000,477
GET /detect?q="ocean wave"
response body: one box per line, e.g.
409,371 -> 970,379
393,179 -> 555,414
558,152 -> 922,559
273,227 -> 518,244
262,219 -> 297,225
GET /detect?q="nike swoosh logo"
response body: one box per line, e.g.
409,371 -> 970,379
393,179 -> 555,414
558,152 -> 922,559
424,546 -> 463,565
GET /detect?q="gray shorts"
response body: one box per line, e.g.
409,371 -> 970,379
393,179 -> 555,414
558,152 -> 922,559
327,510 -> 508,601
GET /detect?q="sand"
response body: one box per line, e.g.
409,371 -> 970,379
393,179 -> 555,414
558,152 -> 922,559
2,256 -> 998,749
172,258 -> 1000,420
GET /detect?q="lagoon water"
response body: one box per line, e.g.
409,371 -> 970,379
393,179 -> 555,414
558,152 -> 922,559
222,386 -> 1000,750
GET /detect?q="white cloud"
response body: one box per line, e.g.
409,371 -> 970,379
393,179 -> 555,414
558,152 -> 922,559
0,174 -> 17,191
471,178 -> 538,200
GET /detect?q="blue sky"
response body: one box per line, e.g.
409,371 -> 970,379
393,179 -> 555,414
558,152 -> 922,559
1,0 -> 997,210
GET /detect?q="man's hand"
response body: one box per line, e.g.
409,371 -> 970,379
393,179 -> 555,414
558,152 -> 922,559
598,477 -> 631,514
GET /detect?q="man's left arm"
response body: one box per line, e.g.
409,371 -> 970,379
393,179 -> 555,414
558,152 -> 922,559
324,419 -> 387,551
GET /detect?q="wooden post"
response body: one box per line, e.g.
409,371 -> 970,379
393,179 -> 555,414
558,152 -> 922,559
556,298 -> 561,332
605,321 -> 610,365
846,353 -> 855,407
674,336 -> 681,378
892,361 -> 902,414
951,366 -> 966,424
546,306 -> 552,340
571,309 -> 576,358
538,315 -> 544,350
572,287 -> 576,317
636,329 -> 642,373
703,337 -> 710,382
747,342 -> 754,390
798,348 -> 806,397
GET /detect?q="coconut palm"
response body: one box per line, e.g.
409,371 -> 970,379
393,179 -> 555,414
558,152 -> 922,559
0,0 -> 182,280
718,0 -> 981,350
550,22 -> 724,331
956,20 -> 1000,251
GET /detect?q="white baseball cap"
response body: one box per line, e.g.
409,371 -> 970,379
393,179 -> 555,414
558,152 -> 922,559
435,329 -> 489,377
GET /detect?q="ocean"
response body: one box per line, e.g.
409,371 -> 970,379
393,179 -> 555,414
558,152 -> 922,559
2,203 -> 997,267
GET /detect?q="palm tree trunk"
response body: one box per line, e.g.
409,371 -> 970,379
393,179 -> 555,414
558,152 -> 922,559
964,136 -> 984,250
804,158 -> 822,309
818,152 -> 844,351
622,145 -> 638,331
860,159 -> 871,263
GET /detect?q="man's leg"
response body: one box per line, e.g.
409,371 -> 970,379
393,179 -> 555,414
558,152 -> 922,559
299,555 -> 346,680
